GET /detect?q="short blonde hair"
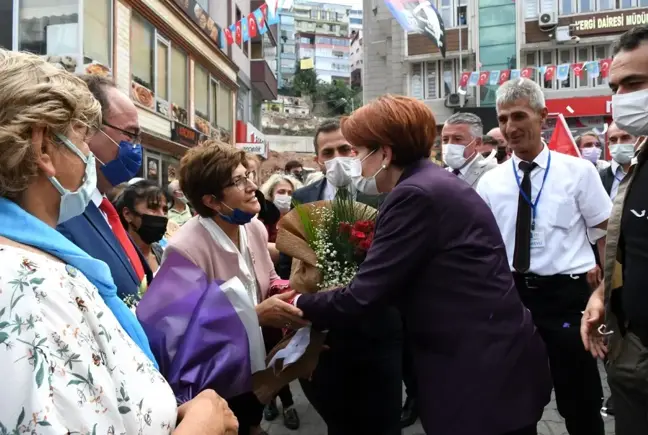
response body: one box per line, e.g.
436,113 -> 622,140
0,49 -> 102,200
260,173 -> 302,200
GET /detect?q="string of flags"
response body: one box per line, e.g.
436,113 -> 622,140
459,58 -> 612,88
222,0 -> 279,46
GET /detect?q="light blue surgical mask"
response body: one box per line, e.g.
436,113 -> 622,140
350,149 -> 386,196
49,133 -> 97,224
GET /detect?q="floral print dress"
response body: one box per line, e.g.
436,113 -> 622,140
0,245 -> 177,434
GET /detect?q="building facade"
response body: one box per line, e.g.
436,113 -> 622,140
519,0 -> 646,137
350,30 -> 362,87
5,0 -> 277,184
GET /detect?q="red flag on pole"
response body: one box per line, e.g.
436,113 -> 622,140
572,63 -> 584,78
548,113 -> 580,158
459,72 -> 471,87
499,70 -> 510,84
521,67 -> 534,78
544,65 -> 556,81
478,71 -> 489,86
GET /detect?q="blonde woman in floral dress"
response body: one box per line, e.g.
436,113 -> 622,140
0,50 -> 237,435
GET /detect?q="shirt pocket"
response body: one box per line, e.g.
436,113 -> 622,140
550,198 -> 576,230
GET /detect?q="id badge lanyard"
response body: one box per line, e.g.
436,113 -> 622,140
512,151 -> 551,230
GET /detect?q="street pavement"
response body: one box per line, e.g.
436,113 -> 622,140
261,363 -> 615,435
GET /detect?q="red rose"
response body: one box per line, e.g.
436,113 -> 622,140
358,238 -> 372,251
339,222 -> 352,234
353,220 -> 374,234
351,229 -> 367,241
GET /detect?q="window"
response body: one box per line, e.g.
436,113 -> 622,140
410,63 -> 424,100
410,58 -> 466,100
194,65 -> 209,121
557,48 -> 572,89
560,0 -> 618,13
438,0 -> 467,28
525,0 -> 538,19
218,84 -> 233,132
170,46 -> 188,124
131,13 -> 155,90
425,62 -> 438,100
156,37 -> 170,102
83,0 -> 111,67
19,0 -> 79,56
237,87 -> 250,123
195,0 -> 209,12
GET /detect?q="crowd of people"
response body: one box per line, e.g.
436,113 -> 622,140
2,22 -> 648,435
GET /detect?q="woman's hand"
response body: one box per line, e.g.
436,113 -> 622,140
174,390 -> 238,435
256,291 -> 310,329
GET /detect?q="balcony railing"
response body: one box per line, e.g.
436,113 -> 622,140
251,58 -> 278,101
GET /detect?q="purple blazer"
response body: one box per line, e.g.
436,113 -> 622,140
297,159 -> 552,435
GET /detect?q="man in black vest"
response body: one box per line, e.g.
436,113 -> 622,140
599,121 -> 637,200
277,120 -> 402,435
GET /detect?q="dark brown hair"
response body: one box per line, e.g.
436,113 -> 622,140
340,94 -> 436,167
179,140 -> 248,217
313,119 -> 341,154
78,74 -> 117,120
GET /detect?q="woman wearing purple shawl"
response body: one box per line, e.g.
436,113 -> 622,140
139,142 -> 309,435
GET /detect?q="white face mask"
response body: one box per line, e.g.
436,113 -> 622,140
273,194 -> 292,212
442,140 -> 475,169
612,89 -> 648,136
324,157 -> 355,188
350,149 -> 385,196
49,133 -> 97,224
581,147 -> 601,163
609,143 -> 635,165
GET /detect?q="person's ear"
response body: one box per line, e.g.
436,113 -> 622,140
202,194 -> 221,214
381,145 -> 393,168
122,207 -> 135,225
33,127 -> 56,178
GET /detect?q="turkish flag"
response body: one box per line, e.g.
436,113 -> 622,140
235,21 -> 242,44
544,65 -> 556,81
459,72 -> 471,87
248,14 -> 258,38
521,67 -> 534,78
599,58 -> 612,78
548,113 -> 580,158
478,71 -> 489,86
224,27 -> 234,45
572,62 -> 584,78
499,69 -> 510,84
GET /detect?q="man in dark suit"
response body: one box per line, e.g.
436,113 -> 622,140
277,120 -> 402,435
58,75 -> 150,300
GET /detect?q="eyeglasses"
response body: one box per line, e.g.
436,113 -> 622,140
224,172 -> 256,191
103,122 -> 142,144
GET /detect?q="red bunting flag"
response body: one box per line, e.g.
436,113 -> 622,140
572,62 -> 584,78
544,65 -> 556,81
459,72 -> 471,87
248,13 -> 258,38
224,27 -> 234,45
599,58 -> 612,78
478,71 -> 489,86
260,3 -> 268,16
235,21 -> 242,44
548,113 -> 580,158
521,67 -> 534,78
499,69 -> 510,84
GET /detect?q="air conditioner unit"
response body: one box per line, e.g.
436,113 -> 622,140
445,93 -> 464,108
538,12 -> 558,27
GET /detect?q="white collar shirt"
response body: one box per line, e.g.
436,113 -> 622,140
91,188 -> 111,227
322,180 -> 356,201
445,154 -> 478,177
610,159 -> 628,200
476,145 -> 613,276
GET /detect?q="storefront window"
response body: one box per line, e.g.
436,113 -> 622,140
194,65 -> 210,135
210,78 -> 219,128
156,38 -> 169,101
19,0 -> 79,56
131,13 -> 154,91
218,85 -> 232,132
171,46 -> 188,124
83,0 -> 111,67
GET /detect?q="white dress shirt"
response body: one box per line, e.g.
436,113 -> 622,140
610,160 -> 628,200
476,145 -> 613,276
322,180 -> 357,201
91,188 -> 110,226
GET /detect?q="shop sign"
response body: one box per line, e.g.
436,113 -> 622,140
545,95 -> 612,117
171,122 -> 202,148
236,142 -> 267,156
572,9 -> 648,36
171,0 -> 225,49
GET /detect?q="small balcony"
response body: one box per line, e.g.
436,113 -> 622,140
251,59 -> 278,100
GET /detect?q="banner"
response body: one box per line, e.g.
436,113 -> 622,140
385,0 -> 446,58
220,0 -> 277,46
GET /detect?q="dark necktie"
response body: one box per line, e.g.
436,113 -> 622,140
452,169 -> 461,176
513,161 -> 538,273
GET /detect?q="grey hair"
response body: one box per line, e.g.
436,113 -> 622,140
444,112 -> 483,138
260,173 -> 303,200
496,78 -> 546,112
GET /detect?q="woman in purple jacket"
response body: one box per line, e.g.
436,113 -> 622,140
291,95 -> 552,435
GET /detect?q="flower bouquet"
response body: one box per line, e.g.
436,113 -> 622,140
264,190 -> 378,379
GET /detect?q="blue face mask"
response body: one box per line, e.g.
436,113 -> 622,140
97,130 -> 143,186
216,199 -> 255,225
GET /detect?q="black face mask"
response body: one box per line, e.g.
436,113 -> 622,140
133,213 -> 168,244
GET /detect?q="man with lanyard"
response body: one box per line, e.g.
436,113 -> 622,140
581,25 -> 648,434
477,77 -> 612,435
